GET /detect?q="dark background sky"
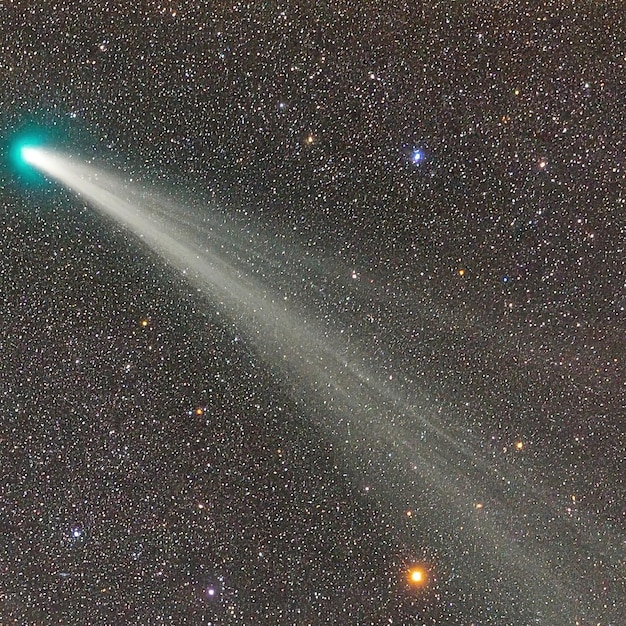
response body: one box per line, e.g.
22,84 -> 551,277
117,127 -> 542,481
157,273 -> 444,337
0,1 -> 624,624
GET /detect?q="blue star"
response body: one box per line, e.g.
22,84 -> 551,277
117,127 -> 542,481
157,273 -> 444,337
412,149 -> 423,164
71,526 -> 83,539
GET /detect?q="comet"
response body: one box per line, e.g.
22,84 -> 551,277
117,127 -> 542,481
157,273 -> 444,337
19,145 -> 620,624
20,145 -> 44,166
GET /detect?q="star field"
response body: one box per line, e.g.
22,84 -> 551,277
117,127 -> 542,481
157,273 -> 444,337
0,2 -> 624,625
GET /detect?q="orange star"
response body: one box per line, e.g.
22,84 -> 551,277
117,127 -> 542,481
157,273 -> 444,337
406,566 -> 429,588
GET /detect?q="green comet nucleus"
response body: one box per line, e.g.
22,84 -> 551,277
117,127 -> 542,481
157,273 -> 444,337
8,134 -> 47,182
12,138 -> 43,166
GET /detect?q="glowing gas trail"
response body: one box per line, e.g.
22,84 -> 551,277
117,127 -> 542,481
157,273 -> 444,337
23,147 -> 622,623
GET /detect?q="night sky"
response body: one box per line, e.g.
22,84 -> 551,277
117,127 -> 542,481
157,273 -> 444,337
0,2 -> 624,625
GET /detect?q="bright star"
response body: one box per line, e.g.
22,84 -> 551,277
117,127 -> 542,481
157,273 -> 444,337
412,149 -> 423,164
407,565 -> 429,588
